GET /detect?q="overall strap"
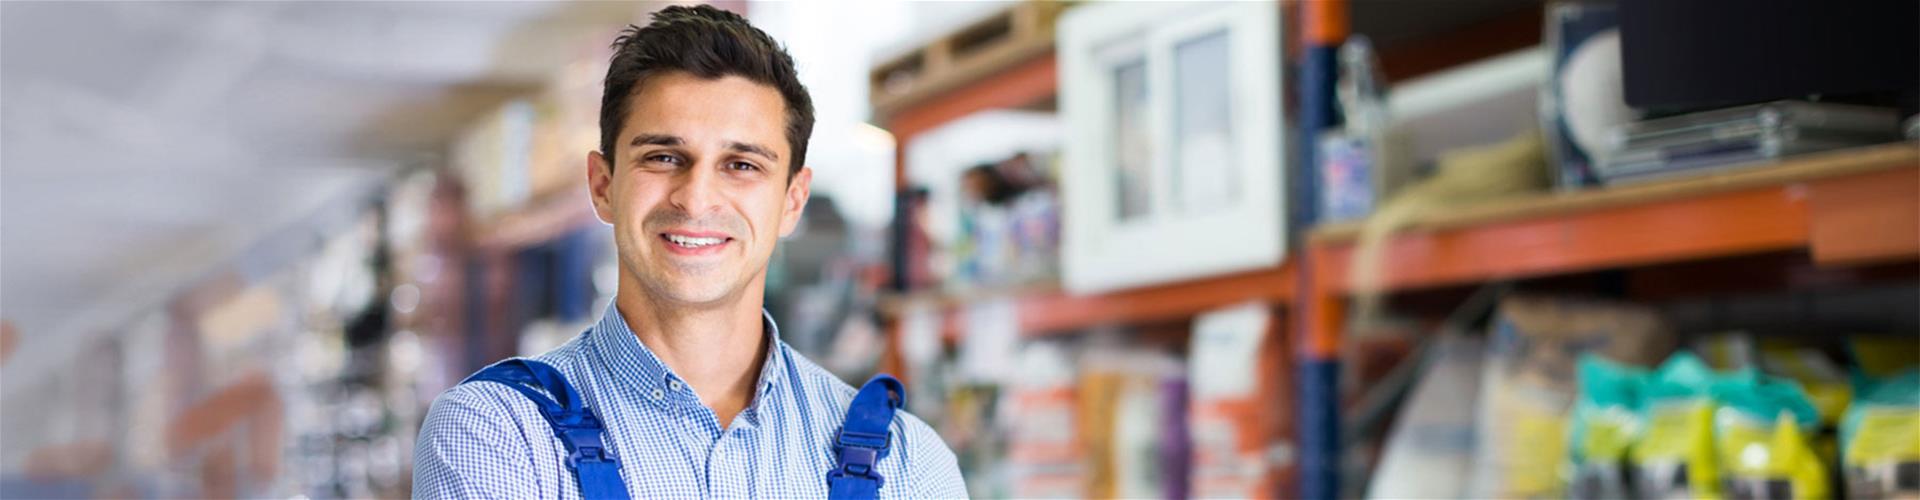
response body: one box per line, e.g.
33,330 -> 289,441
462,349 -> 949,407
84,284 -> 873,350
462,359 -> 631,500
827,374 -> 906,500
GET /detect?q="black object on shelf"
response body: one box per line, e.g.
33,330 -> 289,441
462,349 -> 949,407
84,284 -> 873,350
1618,0 -> 1919,115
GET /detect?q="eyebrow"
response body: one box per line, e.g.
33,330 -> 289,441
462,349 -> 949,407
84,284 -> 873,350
629,134 -> 682,148
726,141 -> 780,163
627,134 -> 780,163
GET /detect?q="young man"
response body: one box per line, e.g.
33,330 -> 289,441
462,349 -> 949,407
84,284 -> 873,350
412,6 -> 966,498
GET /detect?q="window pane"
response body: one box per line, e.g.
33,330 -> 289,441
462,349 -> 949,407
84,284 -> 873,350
1113,58 -> 1152,221
1172,30 -> 1235,215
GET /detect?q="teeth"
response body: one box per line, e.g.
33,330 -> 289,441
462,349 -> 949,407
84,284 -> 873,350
666,234 -> 725,248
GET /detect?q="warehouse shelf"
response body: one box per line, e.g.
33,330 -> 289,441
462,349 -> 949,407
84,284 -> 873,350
880,264 -> 1296,339
1293,142 -> 1920,497
1307,143 -> 1920,296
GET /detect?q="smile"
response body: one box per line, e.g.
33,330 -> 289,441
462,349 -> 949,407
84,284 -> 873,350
658,231 -> 734,255
665,234 -> 726,248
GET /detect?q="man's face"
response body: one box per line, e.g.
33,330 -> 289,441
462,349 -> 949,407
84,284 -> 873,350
588,71 -> 810,308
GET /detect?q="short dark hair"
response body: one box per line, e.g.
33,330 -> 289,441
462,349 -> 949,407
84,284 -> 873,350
601,5 -> 814,181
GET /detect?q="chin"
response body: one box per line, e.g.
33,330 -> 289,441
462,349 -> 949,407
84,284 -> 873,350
641,272 -> 741,306
656,283 -> 737,306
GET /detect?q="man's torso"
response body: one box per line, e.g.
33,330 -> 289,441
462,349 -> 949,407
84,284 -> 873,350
411,309 -> 965,499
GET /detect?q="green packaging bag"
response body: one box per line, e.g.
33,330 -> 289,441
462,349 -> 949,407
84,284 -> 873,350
1634,353 -> 1741,499
1713,374 -> 1826,499
1568,353 -> 1649,499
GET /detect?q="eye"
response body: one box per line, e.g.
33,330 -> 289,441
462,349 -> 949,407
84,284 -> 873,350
644,153 -> 683,166
727,161 -> 761,172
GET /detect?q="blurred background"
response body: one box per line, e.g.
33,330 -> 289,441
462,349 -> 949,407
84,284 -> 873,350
2,1 -> 1916,498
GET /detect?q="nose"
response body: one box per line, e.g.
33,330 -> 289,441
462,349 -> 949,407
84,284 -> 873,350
666,161 -> 723,215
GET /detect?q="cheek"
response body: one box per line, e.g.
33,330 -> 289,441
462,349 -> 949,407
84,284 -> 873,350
743,188 -> 791,239
610,182 -> 661,234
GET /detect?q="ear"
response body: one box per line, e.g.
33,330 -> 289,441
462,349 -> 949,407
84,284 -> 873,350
776,166 -> 812,238
588,150 -> 616,225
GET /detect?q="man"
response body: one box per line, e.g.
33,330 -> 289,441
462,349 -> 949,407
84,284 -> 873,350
412,5 -> 967,498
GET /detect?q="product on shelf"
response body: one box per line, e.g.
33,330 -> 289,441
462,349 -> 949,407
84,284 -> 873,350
1849,336 -> 1920,379
1559,334 -> 1920,500
1468,294 -> 1673,498
1368,333 -> 1484,499
1841,368 -> 1920,499
950,154 -> 1062,291
1569,354 -> 1651,499
1632,353 -> 1728,499
1758,342 -> 1853,428
1001,340 -> 1084,498
1597,100 -> 1903,185
1712,371 -> 1826,499
1541,0 -> 1630,190
1188,303 -> 1274,498
939,383 -> 1004,499
1078,342 -> 1185,499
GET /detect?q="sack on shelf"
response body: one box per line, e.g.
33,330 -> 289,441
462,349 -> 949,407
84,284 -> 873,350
1468,294 -> 1673,499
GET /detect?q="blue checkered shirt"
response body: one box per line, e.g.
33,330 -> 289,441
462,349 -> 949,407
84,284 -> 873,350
412,307 -> 968,498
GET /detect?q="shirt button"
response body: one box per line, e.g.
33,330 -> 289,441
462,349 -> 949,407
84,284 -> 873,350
669,380 -> 684,392
650,388 -> 665,400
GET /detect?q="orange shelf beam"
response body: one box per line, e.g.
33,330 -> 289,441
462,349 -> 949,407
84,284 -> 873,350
907,264 -> 1298,341
1807,167 -> 1920,265
1301,144 -> 1919,358
1310,145 -> 1918,295
884,53 -> 1059,189
1312,185 -> 1812,294
1016,263 -> 1295,335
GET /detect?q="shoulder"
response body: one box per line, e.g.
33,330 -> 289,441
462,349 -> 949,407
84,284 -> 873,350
414,340 -> 599,496
419,335 -> 597,445
890,410 -> 967,498
414,363 -> 553,497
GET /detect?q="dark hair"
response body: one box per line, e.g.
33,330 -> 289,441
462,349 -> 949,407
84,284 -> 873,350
601,5 -> 814,181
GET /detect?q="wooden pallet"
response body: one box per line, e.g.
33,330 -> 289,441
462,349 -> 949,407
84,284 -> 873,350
869,1 -> 1072,123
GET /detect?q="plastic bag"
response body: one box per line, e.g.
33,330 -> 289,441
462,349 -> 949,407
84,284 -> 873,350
1840,368 -> 1920,499
1633,353 -> 1735,499
1568,353 -> 1650,499
1713,374 -> 1826,499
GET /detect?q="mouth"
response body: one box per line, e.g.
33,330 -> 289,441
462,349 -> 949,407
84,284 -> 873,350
658,231 -> 733,255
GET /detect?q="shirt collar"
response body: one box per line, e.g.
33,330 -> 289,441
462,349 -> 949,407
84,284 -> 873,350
589,306 -> 788,411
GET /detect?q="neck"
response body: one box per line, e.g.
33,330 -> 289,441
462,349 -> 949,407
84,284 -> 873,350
613,274 -> 769,429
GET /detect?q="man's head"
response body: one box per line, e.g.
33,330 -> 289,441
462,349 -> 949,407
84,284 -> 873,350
599,5 -> 814,179
588,5 -> 814,309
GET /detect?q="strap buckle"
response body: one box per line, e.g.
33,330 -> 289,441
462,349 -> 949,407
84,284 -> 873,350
836,445 -> 880,475
826,446 -> 886,490
566,445 -> 613,470
828,430 -> 889,484
558,422 -> 615,470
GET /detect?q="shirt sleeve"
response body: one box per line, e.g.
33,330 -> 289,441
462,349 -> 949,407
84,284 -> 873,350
412,384 -> 543,499
899,412 -> 970,499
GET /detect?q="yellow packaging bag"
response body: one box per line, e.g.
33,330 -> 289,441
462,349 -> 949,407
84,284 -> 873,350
1713,376 -> 1825,499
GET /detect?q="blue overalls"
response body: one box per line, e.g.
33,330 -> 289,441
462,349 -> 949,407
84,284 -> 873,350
460,359 -> 905,500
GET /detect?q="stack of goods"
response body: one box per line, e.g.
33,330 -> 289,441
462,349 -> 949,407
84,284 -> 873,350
937,383 -> 1004,499
1564,334 -> 1920,499
1468,295 -> 1677,498
1188,304 -> 1277,498
1597,101 -> 1902,184
948,152 -> 1061,292
1838,337 -> 1919,499
982,334 -> 1194,499
1077,343 -> 1187,499
1000,341 -> 1084,498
